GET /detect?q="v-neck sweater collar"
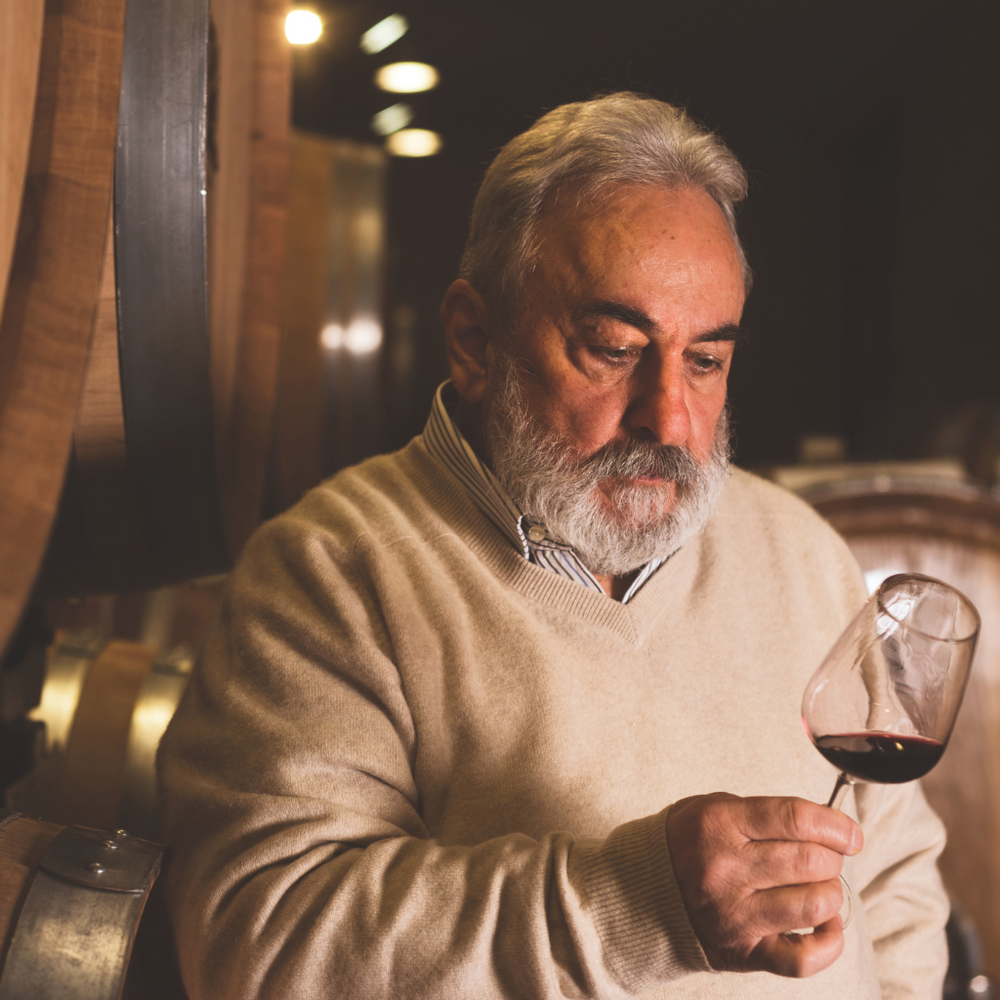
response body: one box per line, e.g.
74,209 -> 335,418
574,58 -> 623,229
397,435 -> 706,646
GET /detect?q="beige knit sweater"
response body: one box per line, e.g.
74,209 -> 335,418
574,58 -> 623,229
158,438 -> 949,999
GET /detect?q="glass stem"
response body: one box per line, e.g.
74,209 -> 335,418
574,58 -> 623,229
827,771 -> 853,809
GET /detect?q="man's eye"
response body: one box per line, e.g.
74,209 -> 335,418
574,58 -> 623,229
595,347 -> 632,362
692,355 -> 723,372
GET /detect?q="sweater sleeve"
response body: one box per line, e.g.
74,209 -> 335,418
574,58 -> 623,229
156,507 -> 709,1000
850,779 -> 950,1000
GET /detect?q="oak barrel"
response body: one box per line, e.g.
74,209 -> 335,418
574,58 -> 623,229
0,0 -> 128,658
269,133 -> 388,513
0,0 -> 44,317
0,808 -> 162,999
37,0 -> 292,601
7,635 -> 192,843
804,476 -> 1000,983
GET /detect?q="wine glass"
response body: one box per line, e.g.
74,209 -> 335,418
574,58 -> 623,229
801,572 -> 980,928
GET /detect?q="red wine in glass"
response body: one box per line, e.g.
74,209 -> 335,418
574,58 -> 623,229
813,732 -> 944,784
803,572 -> 979,810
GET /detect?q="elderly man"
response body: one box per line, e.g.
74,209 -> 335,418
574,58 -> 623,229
159,93 -> 948,999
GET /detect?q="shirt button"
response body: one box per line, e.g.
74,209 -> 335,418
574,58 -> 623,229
527,525 -> 546,542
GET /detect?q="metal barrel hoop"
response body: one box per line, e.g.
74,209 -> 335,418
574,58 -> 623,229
0,825 -> 162,1000
115,0 -> 230,584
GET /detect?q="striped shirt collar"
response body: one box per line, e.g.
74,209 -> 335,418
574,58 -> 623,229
422,382 -> 662,603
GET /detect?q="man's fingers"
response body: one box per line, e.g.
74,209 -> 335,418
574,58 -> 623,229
743,838 -> 845,890
739,796 -> 863,856
665,793 -> 856,979
750,917 -> 845,978
748,878 -> 844,936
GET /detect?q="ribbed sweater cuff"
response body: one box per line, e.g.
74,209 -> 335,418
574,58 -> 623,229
570,809 -> 711,992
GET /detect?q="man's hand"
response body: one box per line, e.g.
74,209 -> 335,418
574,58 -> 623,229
665,793 -> 863,978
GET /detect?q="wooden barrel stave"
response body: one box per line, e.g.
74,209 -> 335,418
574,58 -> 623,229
0,810 -> 61,972
60,640 -> 159,831
0,0 -> 127,656
214,0 -> 293,557
0,0 -> 45,316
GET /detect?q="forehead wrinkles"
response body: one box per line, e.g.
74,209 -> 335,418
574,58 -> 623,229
538,184 -> 740,290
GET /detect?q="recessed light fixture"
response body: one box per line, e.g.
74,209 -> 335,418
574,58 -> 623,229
371,103 -> 414,137
360,14 -> 408,55
374,62 -> 439,94
285,10 -> 323,45
385,128 -> 442,157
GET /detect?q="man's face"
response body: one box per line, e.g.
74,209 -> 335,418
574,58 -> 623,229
481,184 -> 745,564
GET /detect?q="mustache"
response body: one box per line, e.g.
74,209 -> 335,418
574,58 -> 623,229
578,439 -> 701,485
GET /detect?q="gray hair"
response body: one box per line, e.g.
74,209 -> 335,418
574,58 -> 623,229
459,92 -> 751,327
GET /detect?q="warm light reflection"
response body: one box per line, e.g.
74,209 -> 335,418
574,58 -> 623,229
371,103 -> 414,137
29,654 -> 94,751
360,14 -> 408,54
286,10 -> 323,44
30,678 -> 80,750
385,128 -> 442,157
864,567 -> 905,594
374,62 -> 439,93
129,695 -> 178,761
321,318 -> 383,354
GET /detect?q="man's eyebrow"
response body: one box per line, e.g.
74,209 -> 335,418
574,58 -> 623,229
578,302 -> 743,345
577,300 -> 657,334
692,324 -> 742,344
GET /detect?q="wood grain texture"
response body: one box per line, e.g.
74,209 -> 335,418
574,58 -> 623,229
216,0 -> 291,556
0,0 -> 45,317
208,0 -> 255,454
0,815 -> 62,971
73,207 -> 150,586
812,485 -> 1000,983
0,0 -> 126,655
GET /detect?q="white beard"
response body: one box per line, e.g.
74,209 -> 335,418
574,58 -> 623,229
483,351 -> 732,577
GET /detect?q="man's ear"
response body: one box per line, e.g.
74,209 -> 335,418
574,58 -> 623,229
440,279 -> 496,404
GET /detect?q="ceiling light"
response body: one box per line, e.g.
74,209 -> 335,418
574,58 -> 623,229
285,10 -> 323,44
321,319 -> 383,354
385,129 -> 442,157
374,62 -> 439,94
371,103 -> 414,137
360,14 -> 408,55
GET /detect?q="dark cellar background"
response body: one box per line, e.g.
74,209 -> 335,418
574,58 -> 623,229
291,0 -> 999,472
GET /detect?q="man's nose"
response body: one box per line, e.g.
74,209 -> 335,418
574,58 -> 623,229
624,359 -> 691,446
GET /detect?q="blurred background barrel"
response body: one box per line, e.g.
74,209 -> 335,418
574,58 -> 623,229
802,475 -> 1000,985
6,634 -> 192,843
267,131 -> 388,514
